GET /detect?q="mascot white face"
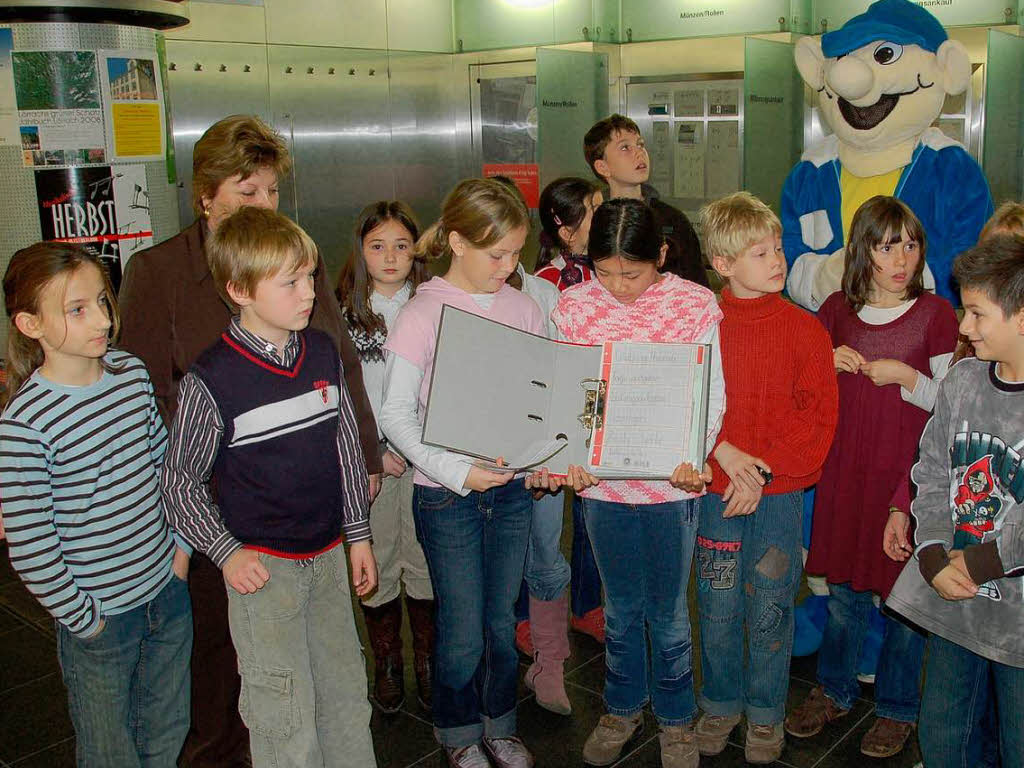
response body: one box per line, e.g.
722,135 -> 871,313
794,0 -> 971,157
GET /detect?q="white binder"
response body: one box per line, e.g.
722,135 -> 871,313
421,305 -> 712,478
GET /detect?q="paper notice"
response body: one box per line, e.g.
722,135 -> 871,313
673,122 -> 704,200
706,121 -> 740,198
674,89 -> 704,117
708,87 -> 739,116
98,50 -> 166,162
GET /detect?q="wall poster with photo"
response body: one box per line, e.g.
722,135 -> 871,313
97,49 -> 166,163
11,49 -> 106,168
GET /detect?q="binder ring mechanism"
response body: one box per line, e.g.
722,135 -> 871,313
578,378 -> 608,447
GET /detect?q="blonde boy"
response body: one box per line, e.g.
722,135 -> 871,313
161,206 -> 378,768
694,193 -> 838,763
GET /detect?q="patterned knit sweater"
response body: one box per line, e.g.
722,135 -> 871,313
551,273 -> 724,505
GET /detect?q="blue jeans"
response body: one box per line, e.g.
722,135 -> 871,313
696,491 -> 803,725
920,633 -> 1023,768
817,582 -> 924,722
413,481 -> 532,748
56,574 -> 192,768
583,497 -> 699,725
571,494 -> 602,617
524,490 -> 571,601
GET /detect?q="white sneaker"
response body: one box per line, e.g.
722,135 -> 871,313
444,743 -> 492,768
483,735 -> 535,768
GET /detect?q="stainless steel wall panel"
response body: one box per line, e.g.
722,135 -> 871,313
268,46 -> 393,278
387,50 -> 460,233
165,39 -> 271,226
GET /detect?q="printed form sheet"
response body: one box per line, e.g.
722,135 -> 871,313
589,342 -> 709,475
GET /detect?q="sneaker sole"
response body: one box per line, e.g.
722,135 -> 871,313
583,720 -> 645,766
696,722 -> 740,756
746,746 -> 784,764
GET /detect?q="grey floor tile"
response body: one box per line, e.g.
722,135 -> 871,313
8,738 -> 74,768
0,581 -> 54,633
0,626 -> 58,694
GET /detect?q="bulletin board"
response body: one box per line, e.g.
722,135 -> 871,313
625,75 -> 744,227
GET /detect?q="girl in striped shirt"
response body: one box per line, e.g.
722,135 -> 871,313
1,242 -> 192,768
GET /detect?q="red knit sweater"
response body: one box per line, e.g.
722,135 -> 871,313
707,289 -> 839,495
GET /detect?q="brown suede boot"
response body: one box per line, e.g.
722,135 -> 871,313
524,591 -> 571,715
362,597 -> 404,713
405,595 -> 435,711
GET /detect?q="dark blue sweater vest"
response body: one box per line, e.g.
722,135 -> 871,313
192,328 -> 343,554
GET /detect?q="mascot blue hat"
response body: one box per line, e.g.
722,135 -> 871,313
821,0 -> 948,57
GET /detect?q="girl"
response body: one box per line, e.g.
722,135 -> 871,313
0,243 -> 192,767
515,178 -> 606,668
553,198 -> 725,768
379,178 -> 544,768
787,196 -> 958,759
535,177 -> 602,291
336,201 -> 433,714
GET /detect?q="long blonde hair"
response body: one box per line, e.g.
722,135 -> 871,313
2,242 -> 119,406
415,178 -> 529,264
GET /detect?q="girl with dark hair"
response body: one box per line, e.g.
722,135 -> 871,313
787,196 -> 959,758
535,177 -> 602,290
552,198 -> 725,768
336,201 -> 433,714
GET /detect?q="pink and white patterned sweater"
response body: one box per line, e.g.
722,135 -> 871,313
551,272 -> 725,505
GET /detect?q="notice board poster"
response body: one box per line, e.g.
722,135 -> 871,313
35,165 -> 153,291
483,163 -> 540,209
12,50 -> 107,168
97,49 -> 166,162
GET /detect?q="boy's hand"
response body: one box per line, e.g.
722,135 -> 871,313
566,465 -> 600,492
86,617 -> 107,639
348,540 -> 377,598
714,442 -> 771,494
223,549 -> 270,594
172,547 -> 191,581
368,473 -> 382,502
834,345 -> 865,374
525,467 -> 561,496
382,451 -> 407,479
931,562 -> 978,601
882,509 -> 913,562
721,481 -> 762,518
670,462 -> 712,493
859,358 -> 917,390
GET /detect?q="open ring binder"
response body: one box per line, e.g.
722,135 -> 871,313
421,306 -> 711,478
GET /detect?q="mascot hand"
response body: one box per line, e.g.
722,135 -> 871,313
812,248 -> 845,305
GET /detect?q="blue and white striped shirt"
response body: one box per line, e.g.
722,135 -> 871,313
0,350 -> 186,637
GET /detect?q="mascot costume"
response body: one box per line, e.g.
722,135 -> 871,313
783,0 -> 992,310
782,0 -> 994,666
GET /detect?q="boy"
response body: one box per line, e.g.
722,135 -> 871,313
694,192 -> 838,763
887,235 -> 1024,767
583,113 -> 707,287
161,206 -> 378,768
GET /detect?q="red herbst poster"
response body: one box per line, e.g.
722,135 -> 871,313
483,163 -> 539,209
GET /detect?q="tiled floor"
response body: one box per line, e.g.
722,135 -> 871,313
0,542 -> 921,768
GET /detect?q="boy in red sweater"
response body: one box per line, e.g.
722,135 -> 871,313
693,192 -> 838,764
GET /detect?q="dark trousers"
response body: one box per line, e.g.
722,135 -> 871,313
179,553 -> 249,767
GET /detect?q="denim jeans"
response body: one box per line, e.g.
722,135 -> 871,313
413,481 -> 532,748
696,490 -> 803,725
56,574 -> 192,768
817,582 -> 924,722
225,545 -> 375,768
920,633 -> 1024,768
524,489 -> 571,601
571,494 -> 602,618
583,497 -> 699,726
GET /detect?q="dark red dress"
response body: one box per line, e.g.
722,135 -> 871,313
806,291 -> 958,597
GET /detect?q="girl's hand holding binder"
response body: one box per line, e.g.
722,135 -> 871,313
525,467 -> 562,496
565,465 -> 600,492
669,462 -> 712,493
463,458 -> 515,492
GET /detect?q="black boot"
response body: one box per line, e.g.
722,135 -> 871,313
362,597 -> 404,713
405,596 -> 435,711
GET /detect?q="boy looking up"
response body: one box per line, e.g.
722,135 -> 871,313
887,235 -> 1024,767
161,206 -> 378,768
583,113 -> 708,286
694,192 -> 838,764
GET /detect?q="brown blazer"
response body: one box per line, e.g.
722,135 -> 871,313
118,220 -> 383,476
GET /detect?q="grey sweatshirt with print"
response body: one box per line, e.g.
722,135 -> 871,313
888,358 -> 1024,668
